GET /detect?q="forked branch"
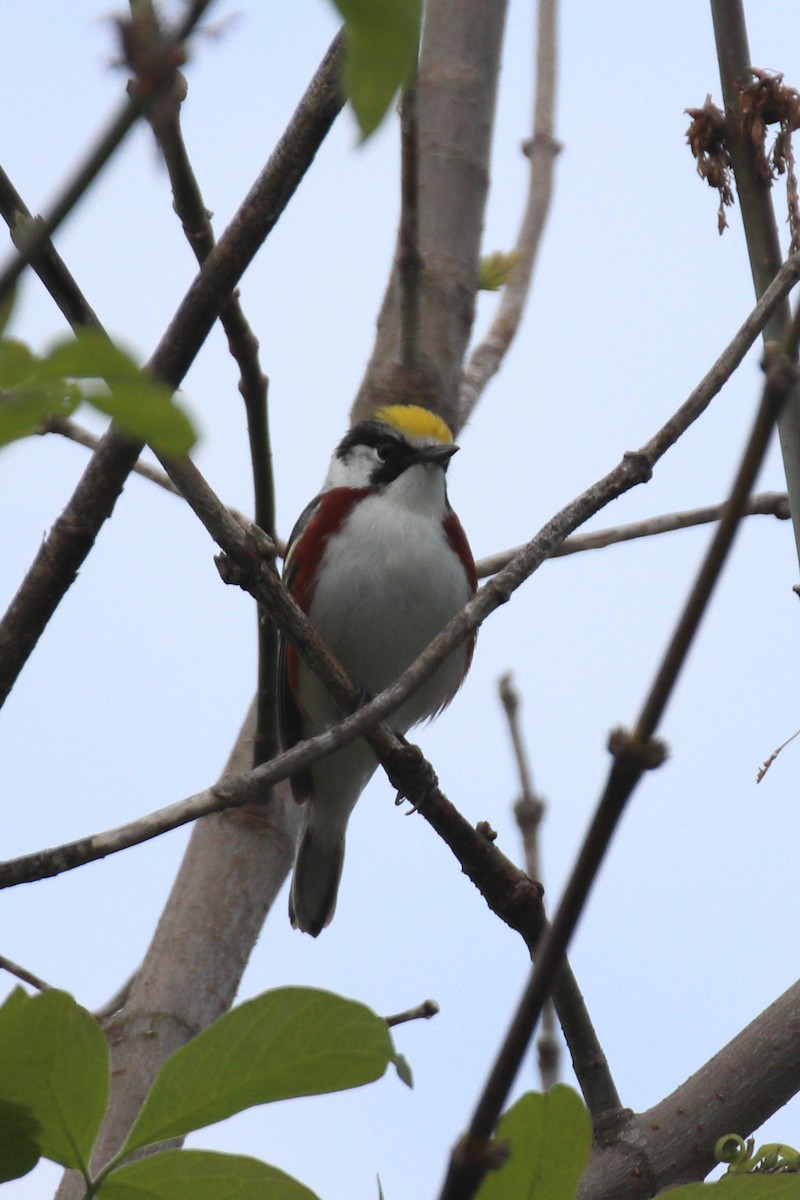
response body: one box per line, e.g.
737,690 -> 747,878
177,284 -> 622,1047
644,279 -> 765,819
0,33 -> 344,711
460,0 -> 561,422
436,332 -> 800,1200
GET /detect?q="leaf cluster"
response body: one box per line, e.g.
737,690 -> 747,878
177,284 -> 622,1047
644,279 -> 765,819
0,315 -> 196,455
2,985 -> 799,1200
0,986 -> 404,1198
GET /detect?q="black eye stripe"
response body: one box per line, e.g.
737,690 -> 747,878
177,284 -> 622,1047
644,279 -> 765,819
336,420 -> 402,459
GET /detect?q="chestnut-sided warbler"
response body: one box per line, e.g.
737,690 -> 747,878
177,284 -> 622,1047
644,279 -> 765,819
278,404 -> 477,936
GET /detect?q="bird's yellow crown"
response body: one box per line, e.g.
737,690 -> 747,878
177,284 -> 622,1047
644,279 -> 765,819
375,404 -> 454,445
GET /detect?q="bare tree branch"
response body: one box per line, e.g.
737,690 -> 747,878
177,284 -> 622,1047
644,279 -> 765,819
0,33 -> 344,711
710,0 -> 800,566
459,0 -> 561,423
12,283 -> 800,889
436,340 -> 800,1200
0,0 -> 215,303
499,676 -> 559,1092
500,674 -> 620,1116
576,977 -> 800,1200
384,999 -> 440,1027
398,81 -> 423,375
43,428 -> 791,580
56,708 -> 301,1198
0,166 -> 101,328
477,490 -> 791,576
140,33 -> 279,768
499,674 -> 542,882
40,416 -> 180,493
351,0 -> 509,430
0,954 -> 51,993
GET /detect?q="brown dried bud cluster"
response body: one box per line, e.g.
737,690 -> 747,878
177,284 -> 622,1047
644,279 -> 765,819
685,98 -> 734,234
686,69 -> 800,247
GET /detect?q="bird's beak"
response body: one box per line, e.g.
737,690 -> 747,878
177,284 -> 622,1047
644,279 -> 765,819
410,443 -> 460,468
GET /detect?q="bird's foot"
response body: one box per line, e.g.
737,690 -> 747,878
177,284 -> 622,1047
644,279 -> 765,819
389,741 -> 438,813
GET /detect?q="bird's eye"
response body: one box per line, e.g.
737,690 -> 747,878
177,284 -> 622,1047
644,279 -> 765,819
376,440 -> 396,462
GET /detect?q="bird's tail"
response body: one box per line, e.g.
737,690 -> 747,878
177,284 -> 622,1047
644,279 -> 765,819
289,814 -> 346,937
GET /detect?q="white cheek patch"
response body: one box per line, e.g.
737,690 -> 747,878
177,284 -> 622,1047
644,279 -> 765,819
324,444 -> 379,490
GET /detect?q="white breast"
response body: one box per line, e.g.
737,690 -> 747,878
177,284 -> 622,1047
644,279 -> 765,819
302,463 -> 471,733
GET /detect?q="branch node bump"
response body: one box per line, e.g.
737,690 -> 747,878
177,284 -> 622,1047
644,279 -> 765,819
762,342 -> 800,392
514,794 -> 545,830
476,820 -> 497,843
622,449 -> 654,483
521,132 -> 563,160
608,727 -> 669,771
453,1132 -> 512,1175
116,9 -> 187,100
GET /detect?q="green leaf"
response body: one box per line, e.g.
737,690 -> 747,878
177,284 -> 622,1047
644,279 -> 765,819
394,1051 -> 413,1089
97,1149 -> 320,1200
42,329 -> 197,455
0,988 -> 109,1172
42,330 -> 143,382
0,336 -> 37,387
477,1086 -> 592,1200
0,386 -> 78,447
122,988 -> 399,1155
478,250 -> 524,292
0,336 -> 81,447
0,1099 -> 41,1183
0,284 -> 16,337
331,0 -> 422,139
663,1179 -> 800,1200
0,986 -> 29,1022
87,379 -> 196,455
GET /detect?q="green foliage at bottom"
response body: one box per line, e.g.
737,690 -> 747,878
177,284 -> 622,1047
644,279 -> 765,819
476,1085 -> 592,1200
97,1149 -> 319,1200
0,988 -> 108,1174
663,1178 -> 800,1200
0,1099 -> 40,1182
0,985 -> 404,1200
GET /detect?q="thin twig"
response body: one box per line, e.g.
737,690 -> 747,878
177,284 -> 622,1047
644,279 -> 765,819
5,281 -> 799,886
459,0 -> 561,422
5,228 -> 800,958
93,970 -> 138,1020
499,674 -> 542,880
0,954 -> 51,992
710,0 -> 800,566
0,0 -> 215,304
44,418 -> 791,575
40,416 -> 262,533
436,339 -> 800,1200
385,999 -> 440,1027
500,675 -> 620,1113
1,454 -> 553,954
636,358 -> 796,739
399,81 -> 422,373
756,726 -> 800,783
0,33 -> 344,711
350,0 -> 509,430
537,1006 -> 560,1094
41,417 -> 181,493
576,978 -> 800,1199
140,38 -> 279,767
0,167 -> 101,328
476,491 -> 791,577
499,675 -> 557,1090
